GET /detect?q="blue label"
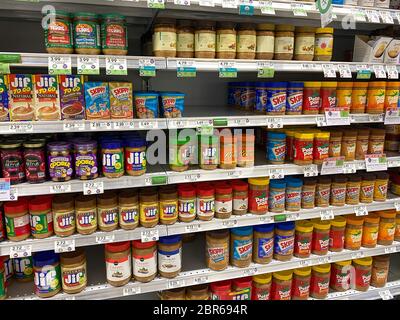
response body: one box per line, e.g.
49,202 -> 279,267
268,189 -> 285,211
257,237 -> 273,259
161,94 -> 184,117
255,88 -> 267,112
158,248 -> 180,256
134,94 -> 159,118
240,88 -> 255,109
34,265 -> 61,294
286,89 -> 303,113
285,189 -> 301,208
274,234 -> 294,255
13,257 -> 33,280
267,140 -> 286,162
266,89 -> 286,113
233,239 -> 252,261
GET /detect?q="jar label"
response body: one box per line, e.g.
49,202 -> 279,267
361,184 -> 374,200
310,275 -> 329,297
195,33 -> 215,52
369,141 -> 384,154
74,21 -> 101,49
75,154 -> 97,178
200,146 -> 218,165
106,256 -> 131,282
169,144 -> 191,167
197,198 -> 215,218
76,209 -> 97,232
345,228 -> 362,248
119,206 -> 139,227
45,20 -> 73,49
232,239 -> 252,261
24,150 -> 46,182
13,257 -> 33,280
266,90 -> 286,114
331,186 -> 346,204
256,35 -> 274,53
62,263 -> 87,291
34,264 -> 61,294
374,183 -> 387,199
160,200 -> 178,221
274,36 -> 294,54
274,234 -> 294,255
301,190 -> 315,208
207,243 -> 228,264
286,90 -> 303,113
5,214 -> 30,237
332,270 -> 350,290
303,88 -> 320,112
239,87 -> 256,109
125,150 -> 146,173
215,198 -> 232,214
285,189 -> 301,210
294,36 -> 314,55
158,248 -> 181,273
321,91 -> 336,111
54,210 -> 75,234
98,207 -> 118,227
1,150 -> 25,184
249,189 -> 268,212
385,89 -> 399,109
236,34 -> 256,53
102,151 -> 124,174
346,186 -> 360,203
329,141 -> 341,157
102,23 -> 127,50
313,142 -> 329,161
294,139 -> 313,162
30,212 -> 53,235
267,140 -> 286,163
153,31 -> 177,52
140,203 -> 159,223
316,186 -> 330,205
315,36 -> 333,56
216,34 -> 236,52
312,232 -> 329,253
133,250 -> 157,278
177,33 -> 194,52
257,237 -> 273,259
362,225 -> 379,246
4,258 -> 13,280
378,222 -> 396,241
178,199 -> 196,219
255,88 -> 267,112
268,189 -> 285,212
48,155 -> 73,179
252,286 -> 270,300
355,269 -> 371,289
329,228 -> 344,251
233,197 -> 248,212
271,281 -> 291,300
294,233 -> 311,256
292,278 -> 310,299
352,89 -> 367,110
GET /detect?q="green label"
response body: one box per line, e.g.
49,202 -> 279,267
0,64 -> 10,75
103,151 -> 124,174
140,66 -> 156,77
198,126 -> 214,135
316,0 -> 332,14
340,110 -> 349,117
152,176 -> 167,185
379,156 -> 387,164
213,118 -> 228,127
239,4 -> 254,15
258,67 -> 275,78
5,216 -> 15,237
219,68 -> 237,78
35,264 -> 61,294
30,214 -> 50,235
274,214 -> 287,222
177,67 -> 196,77
0,54 -> 21,64
336,159 -> 344,166
0,272 -> 5,298
148,0 -> 165,8
357,70 -> 371,79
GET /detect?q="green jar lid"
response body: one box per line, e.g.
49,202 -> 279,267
73,12 -> 99,19
101,13 -> 126,20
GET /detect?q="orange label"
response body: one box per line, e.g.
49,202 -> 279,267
351,88 -> 367,112
336,88 -> 352,109
362,225 -> 378,247
345,228 -> 362,249
384,88 -> 399,111
378,222 -> 395,242
367,88 -> 385,112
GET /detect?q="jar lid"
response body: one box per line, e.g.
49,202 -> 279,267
4,198 -> 28,215
304,81 -> 321,88
29,196 -> 52,212
74,140 -> 97,150
248,177 -> 269,186
343,129 -> 357,137
33,251 -> 60,268
215,183 -> 232,194
315,132 -> 330,139
178,19 -> 194,27
257,23 -> 275,31
210,280 -> 231,291
253,273 -> 272,284
267,131 -> 286,139
375,172 -> 389,180
378,210 -> 396,219
294,132 -> 314,139
335,260 -> 351,267
232,276 -> 252,288
159,235 -> 182,244
295,220 -> 313,233
75,194 -> 96,208
337,81 -> 353,88
386,81 -> 400,87
269,180 -> 286,189
330,216 -> 346,228
346,214 -> 364,225
294,267 -> 311,277
132,240 -> 156,249
60,248 -> 85,265
353,257 -> 372,266
321,81 -> 337,88
286,177 -> 303,188
105,241 -> 131,253
312,263 -> 331,273
119,189 -> 139,203
311,218 -> 331,230
318,176 -> 332,184
365,213 -> 380,224
196,20 -> 216,28
357,129 -> 370,136
315,27 -> 333,34
362,173 -> 376,181
217,21 -> 236,29
275,24 -> 295,32
253,224 -> 274,233
47,141 -> 71,152
74,12 -> 99,19
97,191 -> 118,206
373,254 -> 390,262
273,270 -> 293,281
207,229 -> 229,238
303,178 -> 317,185
197,184 -> 215,197
238,23 -> 256,30
0,141 -> 21,149
287,81 -> 304,88
295,26 -> 316,33
368,81 -> 387,87
275,221 -> 295,231
101,139 -> 123,149
348,175 -> 361,182
369,128 -> 385,136
178,184 -> 196,197
231,226 -> 253,236
23,141 -> 45,148
134,92 -> 159,98
231,180 -> 248,192
101,13 -> 126,20
333,176 -> 348,183
353,82 -> 369,88
329,131 -> 343,138
267,82 -> 287,88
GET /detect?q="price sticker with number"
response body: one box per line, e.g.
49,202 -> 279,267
106,57 -> 128,76
123,287 -> 141,296
168,279 -> 185,289
50,184 -> 72,194
321,157 -> 344,175
9,245 -> 32,258
54,239 -> 76,253
95,234 -> 115,243
174,0 -> 190,5
366,10 -> 381,23
139,58 -> 156,77
221,219 -> 238,228
8,123 -> 33,133
343,162 -> 357,174
379,290 -> 394,300
141,230 -> 159,242
354,205 -> 368,216
270,168 -> 284,179
257,62 -> 275,78
303,164 -> 318,177
48,55 -> 72,75
384,109 -> 400,125
322,64 -> 337,78
222,0 -> 237,8
373,65 -> 386,78
259,0 -> 275,14
77,56 -> 100,75
365,154 -> 387,172
266,117 -> 283,129
320,209 -> 334,220
177,60 -> 196,77
380,11 -> 394,24
83,181 -> 104,195
316,116 -> 327,127
219,61 -> 237,78
63,122 -> 85,131
185,224 -> 201,232
339,64 -> 352,78
90,121 -> 112,130
291,3 -> 307,16
147,0 -> 165,8
386,65 -> 399,79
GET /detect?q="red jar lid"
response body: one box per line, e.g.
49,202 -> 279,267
210,280 -> 231,292
178,184 -> 196,197
215,182 -> 232,194
232,276 -> 253,289
4,198 -> 28,215
231,180 -> 248,192
29,196 -> 52,212
105,241 -> 131,253
197,185 -> 215,197
390,172 -> 400,185
132,240 -> 156,249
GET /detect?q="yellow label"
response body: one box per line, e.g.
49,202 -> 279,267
256,35 -> 274,53
119,205 -> 139,227
160,199 -> 178,221
54,210 -> 75,234
76,209 -> 97,232
177,33 -> 194,52
61,262 -> 87,292
294,36 -> 315,55
140,202 -> 159,223
153,31 -> 177,51
236,34 -> 256,53
274,36 -> 294,54
315,36 -> 333,55
195,33 -> 216,52
216,34 -> 236,52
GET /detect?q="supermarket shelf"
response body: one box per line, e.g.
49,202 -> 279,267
7,238 -> 400,300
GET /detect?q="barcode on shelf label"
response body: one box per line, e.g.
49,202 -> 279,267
105,57 -> 128,76
77,56 -> 100,75
379,290 -> 394,300
322,64 -> 337,78
184,174 -> 201,182
291,3 -> 307,16
379,11 -> 394,24
351,251 -> 365,259
50,184 -> 72,194
95,234 -> 115,243
394,202 -> 400,211
141,230 -> 159,243
338,65 -> 352,78
316,116 -> 327,127
343,162 -> 356,174
221,219 -> 238,228
113,121 -> 135,130
266,117 -> 283,129
259,216 -> 274,224
299,260 -> 311,267
354,205 -> 368,216
269,168 -> 284,179
48,55 -> 72,75
369,114 -> 384,122
194,276 -> 209,284
54,239 -> 76,253
318,256 -> 331,264
303,164 -> 318,177
9,245 -> 32,258
138,120 -> 157,129
8,123 -> 33,133
222,0 -> 238,8
384,247 -> 396,254
168,279 -> 185,289
83,181 -> 104,195
373,65 -> 386,79
123,287 -> 141,296
63,122 -> 85,131
286,213 -> 300,221
365,154 -> 387,172
386,65 -> 399,79
185,224 -> 201,232
320,209 -> 334,221
243,267 -> 257,276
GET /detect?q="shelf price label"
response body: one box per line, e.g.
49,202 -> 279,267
90,121 -> 112,130
343,162 -> 356,174
177,60 -> 196,77
222,0 -> 237,8
238,0 -> 254,15
147,0 -> 165,8
286,213 -> 300,221
266,117 -> 283,129
185,223 -> 202,232
168,279 -> 185,289
379,11 -> 394,24
9,245 -> 32,258
199,0 -> 215,6
354,205 -> 368,216
269,168 -> 284,179
95,234 -> 115,244
320,209 -> 334,220
8,123 -> 33,133
50,184 -> 72,194
63,122 -> 85,131
325,108 -> 350,126
365,154 -> 387,172
338,64 -> 352,78
386,65 -> 399,79
395,202 -> 400,211
316,116 -> 327,127
0,178 -> 11,201
48,55 -> 72,75
113,121 -> 135,130
194,276 -> 208,284
106,57 -> 127,76
169,119 -> 188,128
174,0 -> 190,5
139,58 -> 156,77
322,64 -> 336,78
354,9 -> 367,22
379,290 -> 394,300
365,10 -> 381,23
384,109 -> 400,124
257,62 -> 275,78
384,246 -> 396,254
219,61 -> 237,78
83,181 -> 104,195
259,0 -> 275,14
369,113 -> 384,122
54,239 -> 76,253
184,173 -> 201,182
221,219 -> 238,228
141,229 -> 159,242
356,65 -> 371,79
373,65 -> 386,79
9,188 -> 18,201
77,56 -> 100,75
291,3 -> 307,16
138,120 -> 158,129
243,267 -> 258,276
123,287 -> 141,296
321,157 -> 344,175
351,251 -> 365,259
259,216 -> 274,224
303,164 -> 318,177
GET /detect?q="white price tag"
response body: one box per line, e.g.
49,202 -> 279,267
369,114 -> 384,122
168,279 -> 185,288
302,63 -> 319,71
303,164 -> 318,177
169,119 -> 187,128
322,64 -> 337,78
95,234 -> 115,243
174,0 -> 190,5
141,230 -> 159,242
388,158 -> 400,167
9,245 -> 32,258
386,65 -> 399,79
227,170 -> 242,178
0,178 -> 11,201
384,109 -> 400,124
185,224 -> 201,232
50,184 -> 72,194
199,0 -> 214,6
343,162 -> 357,174
325,108 -> 350,126
260,0 -> 274,14
243,267 -> 258,276
48,55 -> 72,75
144,178 -> 152,186
77,56 -> 100,75
83,181 -> 104,195
354,205 -> 368,216
90,121 -> 112,130
395,202 -> 400,211
106,57 -> 128,76
63,122 -> 85,131
221,219 -> 238,228
354,9 -> 367,22
54,239 -> 76,253
9,188 -> 18,201
286,213 -> 300,221
351,251 -> 365,259
339,65 -> 352,78
318,256 -> 331,264
8,123 -> 33,133
365,154 -> 387,172
232,118 -> 250,126
184,173 -> 201,182
123,287 -> 141,296
259,216 -> 274,224
320,209 -> 334,220
269,168 -> 284,179
222,0 -> 237,8
291,3 -> 307,16
366,10 -> 381,23
384,247 -> 396,254
380,11 -> 394,24
194,276 -> 209,284
316,115 -> 327,127
138,120 -> 157,129
321,157 -> 345,175
266,117 -> 283,129
299,260 -> 311,267
379,290 -> 394,300
113,121 -> 135,130
373,65 -> 386,79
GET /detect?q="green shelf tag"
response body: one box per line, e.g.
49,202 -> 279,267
274,214 -> 287,222
213,118 -> 228,127
340,110 -> 349,117
258,67 -> 275,78
140,66 -> 156,77
0,63 -> 10,75
151,176 -> 167,185
0,54 -> 21,64
336,159 -> 344,166
197,126 -> 214,135
239,4 -> 254,15
219,67 -> 237,78
356,70 -> 371,79
177,67 -> 196,77
148,0 -> 165,8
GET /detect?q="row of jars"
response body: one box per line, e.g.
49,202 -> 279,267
150,19 -> 334,61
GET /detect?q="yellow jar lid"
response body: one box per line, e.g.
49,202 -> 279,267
296,220 -> 313,233
273,270 -> 293,281
334,260 -> 351,267
331,216 -> 346,228
378,210 -> 396,219
257,23 -> 275,31
312,263 -> 331,274
321,82 -> 337,88
337,82 -> 353,88
316,27 -> 334,34
253,273 -> 272,284
353,257 -> 372,266
294,267 -> 311,277
295,26 -> 316,33
315,132 -> 330,139
364,213 -> 380,224
285,130 -> 296,137
368,81 -> 387,87
346,215 -> 364,226
311,218 -> 331,230
353,82 -> 369,88
386,81 -> 400,87
276,24 -> 295,32
248,177 -> 269,186
294,132 -> 314,139
304,81 -> 322,88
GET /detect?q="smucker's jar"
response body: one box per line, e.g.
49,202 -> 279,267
216,22 -> 236,59
139,188 -> 159,228
0,142 -> 25,185
230,226 -> 253,268
60,249 -> 87,294
236,23 -> 256,59
256,24 -> 274,60
97,191 -> 119,232
44,10 -> 73,54
118,190 -> 139,230
371,255 -> 390,288
294,26 -> 315,61
105,241 -> 131,287
23,141 -> 46,184
73,12 -> 101,55
274,25 -> 294,60
53,195 -> 75,237
253,224 -> 274,264
206,230 -> 229,271
195,21 -> 216,59
158,235 -> 182,278
4,199 -> 30,242
231,180 -> 248,215
75,195 -> 97,235
101,13 -> 128,55
153,18 -> 177,57
177,20 -> 194,58
132,240 -> 157,283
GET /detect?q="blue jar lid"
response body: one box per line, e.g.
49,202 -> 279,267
101,139 -> 123,149
124,137 -> 146,148
288,81 -> 304,88
161,92 -> 185,98
242,82 -> 255,87
253,224 -> 274,233
33,251 -> 59,268
134,91 -> 159,98
256,82 -> 270,87
231,226 -> 253,236
159,235 -> 182,244
268,82 -> 287,88
270,180 -> 286,189
286,177 -> 303,188
276,221 -> 295,231
267,131 -> 286,140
